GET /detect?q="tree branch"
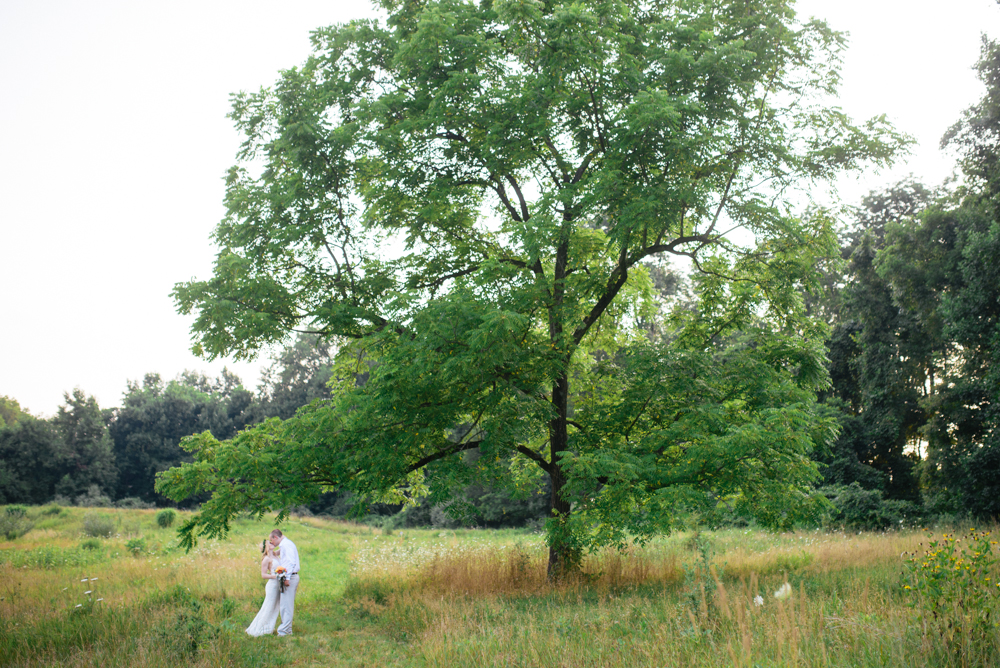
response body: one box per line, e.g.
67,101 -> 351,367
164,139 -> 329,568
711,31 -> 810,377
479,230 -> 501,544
516,444 -> 552,473
406,440 -> 482,473
504,175 -> 531,221
571,150 -> 597,185
492,181 -> 523,222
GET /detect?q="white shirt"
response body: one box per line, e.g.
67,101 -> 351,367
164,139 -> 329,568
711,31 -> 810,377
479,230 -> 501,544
276,537 -> 300,575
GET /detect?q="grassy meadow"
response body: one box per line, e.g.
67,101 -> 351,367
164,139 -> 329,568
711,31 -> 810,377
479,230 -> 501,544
1,505 -> 998,667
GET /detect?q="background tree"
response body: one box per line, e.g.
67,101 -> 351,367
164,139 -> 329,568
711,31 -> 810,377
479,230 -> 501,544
0,395 -> 27,429
161,0 -> 904,573
255,333 -> 339,420
903,37 -> 1000,518
0,415 -> 61,504
814,182 -> 934,503
110,371 -> 255,504
813,37 -> 1000,522
50,389 -> 118,500
0,390 -> 115,505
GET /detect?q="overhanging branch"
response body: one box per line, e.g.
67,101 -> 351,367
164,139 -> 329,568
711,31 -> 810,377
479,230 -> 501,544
406,440 -> 482,473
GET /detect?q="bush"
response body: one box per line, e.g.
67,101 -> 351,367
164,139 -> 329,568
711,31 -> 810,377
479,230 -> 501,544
75,485 -> 112,508
4,504 -> 28,518
0,507 -> 33,539
82,513 -> 116,538
821,483 -> 920,531
40,504 -> 62,516
80,538 -> 102,550
157,600 -> 216,658
125,536 -> 146,555
116,497 -> 154,509
156,509 -> 177,528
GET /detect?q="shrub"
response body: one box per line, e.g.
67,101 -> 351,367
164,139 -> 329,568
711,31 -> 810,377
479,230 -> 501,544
292,504 -> 314,517
82,513 -> 116,538
51,494 -> 73,507
0,507 -> 33,539
820,483 -> 920,530
4,504 -> 28,518
157,600 -> 216,658
125,537 -> 146,555
156,509 -> 177,528
75,485 -> 112,508
116,497 -> 154,509
80,538 -> 102,550
40,504 -> 62,516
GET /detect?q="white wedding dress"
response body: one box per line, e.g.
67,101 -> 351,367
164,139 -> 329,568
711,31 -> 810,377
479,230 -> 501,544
245,577 -> 280,636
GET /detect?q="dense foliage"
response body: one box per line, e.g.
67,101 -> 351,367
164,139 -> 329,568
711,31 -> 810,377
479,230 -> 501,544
0,336 -> 334,507
815,37 -> 1000,526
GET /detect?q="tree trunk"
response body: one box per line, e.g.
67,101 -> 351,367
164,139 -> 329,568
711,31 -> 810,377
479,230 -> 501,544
547,370 -> 581,579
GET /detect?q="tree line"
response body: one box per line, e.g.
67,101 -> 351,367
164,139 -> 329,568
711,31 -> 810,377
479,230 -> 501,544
0,337 -> 334,508
815,40 -> 1000,527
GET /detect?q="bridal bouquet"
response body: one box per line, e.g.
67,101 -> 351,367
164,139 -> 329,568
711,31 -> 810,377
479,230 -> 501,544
275,567 -> 288,592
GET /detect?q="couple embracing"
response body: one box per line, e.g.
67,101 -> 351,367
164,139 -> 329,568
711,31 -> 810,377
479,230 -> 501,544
246,529 -> 300,637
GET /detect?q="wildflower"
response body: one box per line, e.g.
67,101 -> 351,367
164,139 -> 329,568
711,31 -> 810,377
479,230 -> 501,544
753,595 -> 764,607
84,591 -> 92,595
774,583 -> 792,600
75,604 -> 82,608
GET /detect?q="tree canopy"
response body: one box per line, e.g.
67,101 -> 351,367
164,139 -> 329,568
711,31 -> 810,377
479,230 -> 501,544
160,0 -> 905,573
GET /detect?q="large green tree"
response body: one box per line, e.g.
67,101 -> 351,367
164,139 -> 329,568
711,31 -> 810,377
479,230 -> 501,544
161,0 -> 903,573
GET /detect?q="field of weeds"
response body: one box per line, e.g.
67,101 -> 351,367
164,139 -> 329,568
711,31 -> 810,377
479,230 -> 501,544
1,505 -> 998,667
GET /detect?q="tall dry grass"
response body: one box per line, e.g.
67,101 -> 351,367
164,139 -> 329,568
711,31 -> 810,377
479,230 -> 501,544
348,535 -> 683,599
343,528 -> 1000,667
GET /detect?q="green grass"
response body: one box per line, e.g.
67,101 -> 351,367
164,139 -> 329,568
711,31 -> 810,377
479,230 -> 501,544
1,507 -> 998,667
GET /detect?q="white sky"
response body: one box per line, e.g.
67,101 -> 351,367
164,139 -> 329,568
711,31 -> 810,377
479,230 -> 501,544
1,0 -> 998,417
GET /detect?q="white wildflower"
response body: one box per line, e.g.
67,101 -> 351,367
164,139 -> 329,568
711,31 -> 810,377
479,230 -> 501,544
774,583 -> 792,600
753,595 -> 764,607
84,591 -> 92,595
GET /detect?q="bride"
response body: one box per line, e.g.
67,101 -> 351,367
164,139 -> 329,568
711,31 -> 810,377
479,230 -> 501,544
245,539 -> 280,636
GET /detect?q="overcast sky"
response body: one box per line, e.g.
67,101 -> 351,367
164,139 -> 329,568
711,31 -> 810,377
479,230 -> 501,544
2,0 -> 998,417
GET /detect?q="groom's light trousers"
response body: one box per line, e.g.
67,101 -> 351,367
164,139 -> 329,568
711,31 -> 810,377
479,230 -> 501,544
277,575 -> 298,636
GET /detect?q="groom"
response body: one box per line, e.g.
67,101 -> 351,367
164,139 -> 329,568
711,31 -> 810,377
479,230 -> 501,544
269,529 -> 300,636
